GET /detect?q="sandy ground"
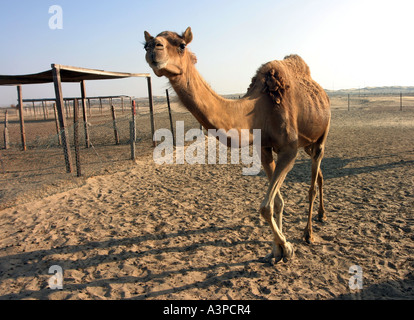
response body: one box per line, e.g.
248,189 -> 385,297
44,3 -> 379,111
0,106 -> 413,300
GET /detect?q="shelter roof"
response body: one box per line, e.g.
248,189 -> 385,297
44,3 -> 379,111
0,64 -> 150,86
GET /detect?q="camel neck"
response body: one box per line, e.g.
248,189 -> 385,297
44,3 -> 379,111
168,63 -> 253,132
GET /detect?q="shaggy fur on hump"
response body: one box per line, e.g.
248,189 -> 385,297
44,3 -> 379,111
247,54 -> 311,105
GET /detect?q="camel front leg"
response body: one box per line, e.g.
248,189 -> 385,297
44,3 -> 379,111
261,148 -> 285,229
261,148 -> 285,261
260,146 -> 297,263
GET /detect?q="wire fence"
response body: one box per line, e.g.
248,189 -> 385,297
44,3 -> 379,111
329,92 -> 414,111
0,94 -> 201,209
0,91 -> 413,209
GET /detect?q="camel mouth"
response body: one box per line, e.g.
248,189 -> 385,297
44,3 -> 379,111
149,60 -> 182,77
150,60 -> 168,70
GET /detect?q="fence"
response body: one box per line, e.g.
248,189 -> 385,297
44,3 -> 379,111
0,92 -> 202,209
328,92 -> 414,111
1,90 -> 413,209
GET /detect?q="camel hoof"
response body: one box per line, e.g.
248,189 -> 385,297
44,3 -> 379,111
318,212 -> 328,222
303,230 -> 315,244
260,243 -> 293,264
282,242 -> 294,263
273,244 -> 284,264
260,244 -> 283,265
260,252 -> 275,265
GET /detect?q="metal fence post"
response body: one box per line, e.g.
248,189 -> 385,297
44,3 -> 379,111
147,77 -> 156,147
130,100 -> 136,160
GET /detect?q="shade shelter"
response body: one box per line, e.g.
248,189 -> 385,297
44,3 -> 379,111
0,64 -> 155,173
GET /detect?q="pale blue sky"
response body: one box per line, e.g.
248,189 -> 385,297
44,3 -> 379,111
1,0 -> 413,106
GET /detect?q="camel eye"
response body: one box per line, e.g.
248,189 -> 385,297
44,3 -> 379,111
144,43 -> 149,51
179,43 -> 186,50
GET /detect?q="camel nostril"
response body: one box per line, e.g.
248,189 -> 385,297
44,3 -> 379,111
156,43 -> 164,48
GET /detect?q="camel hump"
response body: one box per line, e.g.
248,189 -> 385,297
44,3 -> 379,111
247,60 -> 290,105
247,55 -> 312,105
283,54 -> 311,77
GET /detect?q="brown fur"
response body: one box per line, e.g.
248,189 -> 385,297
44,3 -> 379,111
247,55 -> 315,107
144,27 -> 331,263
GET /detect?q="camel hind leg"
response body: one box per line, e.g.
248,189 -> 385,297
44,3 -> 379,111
304,137 -> 327,244
317,169 -> 327,222
305,144 -> 327,222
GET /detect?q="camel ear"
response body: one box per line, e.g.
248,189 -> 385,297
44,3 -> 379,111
144,31 -> 153,43
182,27 -> 193,44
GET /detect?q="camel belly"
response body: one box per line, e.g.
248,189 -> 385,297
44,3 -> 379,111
297,103 -> 331,147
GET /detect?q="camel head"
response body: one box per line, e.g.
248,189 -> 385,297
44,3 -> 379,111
144,27 -> 197,78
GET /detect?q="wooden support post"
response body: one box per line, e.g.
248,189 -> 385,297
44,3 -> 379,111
111,105 -> 120,145
80,81 -> 90,148
121,97 -> 124,114
400,92 -> 403,111
99,98 -> 103,115
73,99 -> 82,177
147,77 -> 156,147
3,110 -> 9,150
166,89 -> 176,146
17,86 -> 27,151
52,65 -> 73,173
53,103 -> 62,146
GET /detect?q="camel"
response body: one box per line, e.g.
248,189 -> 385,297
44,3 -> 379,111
144,27 -> 331,263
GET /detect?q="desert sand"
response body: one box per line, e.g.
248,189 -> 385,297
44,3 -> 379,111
0,105 -> 413,300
